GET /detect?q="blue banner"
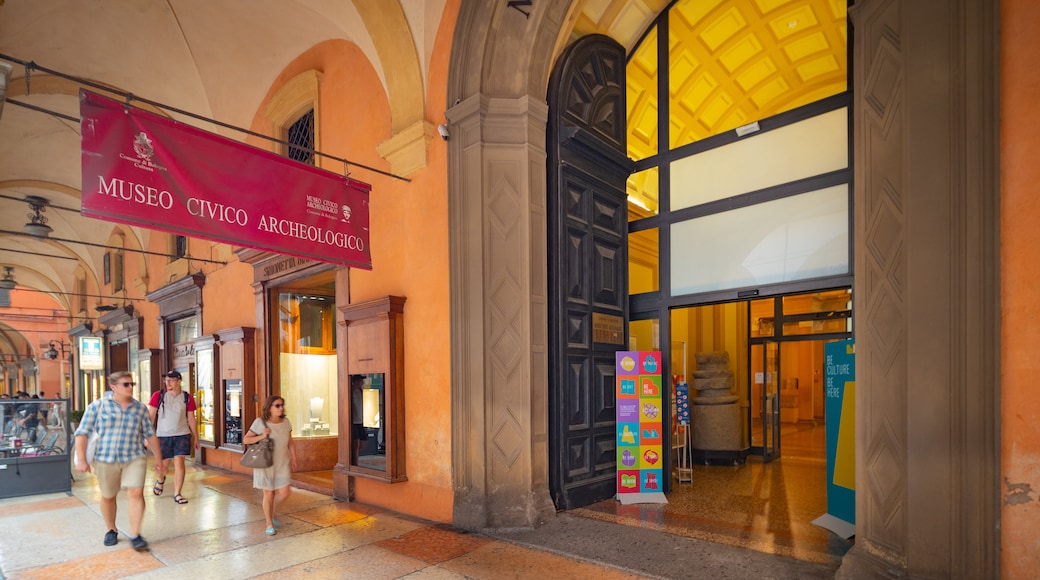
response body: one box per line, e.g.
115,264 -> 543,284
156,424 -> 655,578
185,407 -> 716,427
824,339 -> 855,525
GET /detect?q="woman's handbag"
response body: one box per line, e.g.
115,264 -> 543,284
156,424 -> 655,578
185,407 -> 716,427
239,420 -> 273,468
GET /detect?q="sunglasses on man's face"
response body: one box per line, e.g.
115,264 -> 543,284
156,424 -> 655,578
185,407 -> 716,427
272,403 -> 284,408
118,381 -> 136,387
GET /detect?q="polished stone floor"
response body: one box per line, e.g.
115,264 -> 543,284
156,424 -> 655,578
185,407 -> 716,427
0,422 -> 849,578
0,467 -> 647,580
574,421 -> 851,565
288,421 -> 849,566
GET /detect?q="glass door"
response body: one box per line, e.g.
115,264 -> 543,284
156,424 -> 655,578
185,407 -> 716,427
750,341 -> 780,462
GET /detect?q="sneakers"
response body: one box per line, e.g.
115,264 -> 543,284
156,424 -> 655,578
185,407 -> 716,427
265,527 -> 276,536
103,529 -> 147,551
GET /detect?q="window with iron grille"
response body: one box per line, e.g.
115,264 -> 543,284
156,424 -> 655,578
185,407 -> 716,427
287,109 -> 315,165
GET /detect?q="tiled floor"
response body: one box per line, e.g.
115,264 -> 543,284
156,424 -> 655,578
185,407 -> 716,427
0,466 -> 645,579
0,422 -> 849,578
574,421 -> 851,565
288,421 -> 850,566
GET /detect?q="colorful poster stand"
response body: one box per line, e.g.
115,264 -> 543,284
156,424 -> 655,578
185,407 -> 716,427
812,339 -> 856,539
616,351 -> 668,505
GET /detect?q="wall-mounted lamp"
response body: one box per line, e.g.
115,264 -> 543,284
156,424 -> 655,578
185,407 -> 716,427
43,340 -> 70,361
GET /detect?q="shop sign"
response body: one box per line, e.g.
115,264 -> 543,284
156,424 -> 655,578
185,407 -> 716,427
79,336 -> 104,370
80,90 -> 372,269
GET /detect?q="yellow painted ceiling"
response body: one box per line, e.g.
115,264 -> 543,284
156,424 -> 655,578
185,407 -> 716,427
626,0 -> 847,163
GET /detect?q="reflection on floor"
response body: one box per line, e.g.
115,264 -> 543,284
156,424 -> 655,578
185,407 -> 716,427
291,422 -> 851,565
571,420 -> 852,565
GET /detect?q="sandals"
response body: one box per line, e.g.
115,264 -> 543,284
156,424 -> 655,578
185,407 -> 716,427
152,478 -> 165,496
173,494 -> 189,504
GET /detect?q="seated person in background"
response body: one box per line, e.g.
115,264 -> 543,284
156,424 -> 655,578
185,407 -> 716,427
16,393 -> 40,443
1,393 -> 11,433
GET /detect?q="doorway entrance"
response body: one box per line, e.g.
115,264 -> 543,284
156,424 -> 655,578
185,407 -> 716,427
588,289 -> 853,561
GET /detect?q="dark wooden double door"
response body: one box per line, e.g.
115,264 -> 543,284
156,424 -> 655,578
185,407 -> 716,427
547,35 -> 633,510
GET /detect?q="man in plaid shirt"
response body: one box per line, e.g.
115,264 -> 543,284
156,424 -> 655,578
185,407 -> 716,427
74,371 -> 166,551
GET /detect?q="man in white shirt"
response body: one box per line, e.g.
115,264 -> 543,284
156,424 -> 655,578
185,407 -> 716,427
148,370 -> 200,505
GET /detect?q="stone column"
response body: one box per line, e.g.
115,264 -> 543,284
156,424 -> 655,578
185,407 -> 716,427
447,93 -> 556,530
840,0 -> 999,576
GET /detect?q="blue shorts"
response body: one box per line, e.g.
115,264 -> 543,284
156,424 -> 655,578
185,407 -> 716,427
158,434 -> 192,459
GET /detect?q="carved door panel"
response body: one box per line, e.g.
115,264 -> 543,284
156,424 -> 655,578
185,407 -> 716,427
547,35 -> 632,510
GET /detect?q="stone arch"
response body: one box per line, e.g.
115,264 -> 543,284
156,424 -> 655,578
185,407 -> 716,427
352,1 -> 425,132
446,4 -> 1000,578
446,0 -> 574,530
6,74 -> 168,116
352,1 -> 434,175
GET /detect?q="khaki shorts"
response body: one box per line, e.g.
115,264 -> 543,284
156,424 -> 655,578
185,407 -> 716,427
93,456 -> 147,498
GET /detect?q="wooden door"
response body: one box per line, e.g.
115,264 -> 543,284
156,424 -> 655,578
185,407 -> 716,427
547,35 -> 633,510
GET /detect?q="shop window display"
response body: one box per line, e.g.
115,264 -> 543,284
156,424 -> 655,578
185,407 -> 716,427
196,344 -> 215,443
277,292 -> 338,438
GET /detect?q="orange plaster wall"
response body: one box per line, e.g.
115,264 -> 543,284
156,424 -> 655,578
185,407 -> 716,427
106,225 -> 161,348
201,258 -> 256,333
2,289 -> 68,396
249,16 -> 458,522
1001,0 -> 1040,575
352,0 -> 460,522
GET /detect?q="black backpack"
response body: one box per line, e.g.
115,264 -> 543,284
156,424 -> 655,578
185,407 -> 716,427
154,390 -> 190,427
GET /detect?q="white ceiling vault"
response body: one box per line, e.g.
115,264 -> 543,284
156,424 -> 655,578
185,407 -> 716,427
0,0 -> 447,322
0,0 -> 661,356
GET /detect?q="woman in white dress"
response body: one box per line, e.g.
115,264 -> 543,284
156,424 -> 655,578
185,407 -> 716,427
243,395 -> 297,535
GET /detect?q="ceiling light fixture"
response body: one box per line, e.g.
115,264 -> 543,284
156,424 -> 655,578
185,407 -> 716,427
24,195 -> 54,237
0,266 -> 16,290
0,61 -> 11,119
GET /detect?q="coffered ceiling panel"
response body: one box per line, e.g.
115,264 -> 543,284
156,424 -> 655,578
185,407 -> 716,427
622,0 -> 846,162
668,0 -> 847,148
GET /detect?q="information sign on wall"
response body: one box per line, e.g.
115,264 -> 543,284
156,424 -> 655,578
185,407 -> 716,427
79,336 -> 104,370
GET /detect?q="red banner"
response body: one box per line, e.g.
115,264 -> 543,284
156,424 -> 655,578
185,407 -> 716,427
80,90 -> 372,269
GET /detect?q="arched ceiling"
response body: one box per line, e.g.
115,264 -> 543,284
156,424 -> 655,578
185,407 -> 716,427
0,0 -> 447,347
0,0 -> 842,357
